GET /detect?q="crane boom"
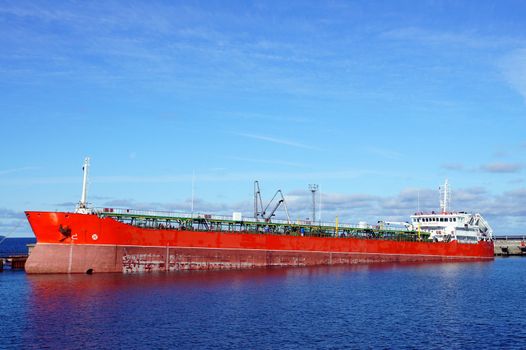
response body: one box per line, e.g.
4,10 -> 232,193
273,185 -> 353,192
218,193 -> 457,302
261,190 -> 291,224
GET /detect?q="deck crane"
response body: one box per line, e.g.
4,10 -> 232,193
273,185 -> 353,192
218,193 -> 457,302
253,180 -> 291,224
261,190 -> 291,224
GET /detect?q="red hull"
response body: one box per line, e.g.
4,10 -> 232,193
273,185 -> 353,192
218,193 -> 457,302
25,211 -> 495,273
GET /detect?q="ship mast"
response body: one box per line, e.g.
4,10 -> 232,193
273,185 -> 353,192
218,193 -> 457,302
254,181 -> 263,221
309,184 -> 318,222
439,179 -> 450,214
76,157 -> 90,213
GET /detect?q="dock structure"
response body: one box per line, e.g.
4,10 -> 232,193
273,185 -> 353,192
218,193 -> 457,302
0,255 -> 28,271
494,236 -> 526,256
0,244 -> 32,271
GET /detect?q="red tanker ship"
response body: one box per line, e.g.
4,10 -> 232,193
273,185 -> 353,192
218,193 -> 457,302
24,159 -> 494,274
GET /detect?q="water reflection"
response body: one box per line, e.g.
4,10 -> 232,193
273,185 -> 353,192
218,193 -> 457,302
21,260 -> 495,349
26,260 -> 493,296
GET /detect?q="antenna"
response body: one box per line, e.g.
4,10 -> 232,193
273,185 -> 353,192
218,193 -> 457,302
76,157 -> 90,214
309,184 -> 318,222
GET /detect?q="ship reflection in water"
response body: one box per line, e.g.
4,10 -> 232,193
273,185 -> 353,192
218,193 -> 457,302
15,259 -> 525,349
26,261 -> 488,300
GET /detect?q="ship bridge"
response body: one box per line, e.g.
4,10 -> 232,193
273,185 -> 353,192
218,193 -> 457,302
409,180 -> 493,243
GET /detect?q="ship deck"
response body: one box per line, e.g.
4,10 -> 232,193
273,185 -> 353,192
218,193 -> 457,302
96,207 -> 431,242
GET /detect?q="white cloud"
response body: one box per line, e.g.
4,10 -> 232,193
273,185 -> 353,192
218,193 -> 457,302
91,185 -> 526,234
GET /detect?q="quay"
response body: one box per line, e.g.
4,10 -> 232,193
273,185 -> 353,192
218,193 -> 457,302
0,244 -> 33,271
494,235 -> 526,256
0,255 -> 28,271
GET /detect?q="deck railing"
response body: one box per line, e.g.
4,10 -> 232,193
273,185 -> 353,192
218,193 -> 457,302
91,207 -> 438,243
94,207 -> 374,230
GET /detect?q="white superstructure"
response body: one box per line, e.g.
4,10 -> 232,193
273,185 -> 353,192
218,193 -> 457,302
410,180 -> 492,243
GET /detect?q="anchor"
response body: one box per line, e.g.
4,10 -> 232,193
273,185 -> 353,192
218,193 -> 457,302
58,224 -> 72,242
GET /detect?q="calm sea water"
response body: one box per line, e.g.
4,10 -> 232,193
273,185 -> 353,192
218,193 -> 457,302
1,238 -> 526,349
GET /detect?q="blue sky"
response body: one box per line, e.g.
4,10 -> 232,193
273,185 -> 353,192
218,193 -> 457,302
0,1 -> 525,236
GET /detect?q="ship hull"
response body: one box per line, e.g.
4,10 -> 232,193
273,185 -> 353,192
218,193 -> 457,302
25,211 -> 495,274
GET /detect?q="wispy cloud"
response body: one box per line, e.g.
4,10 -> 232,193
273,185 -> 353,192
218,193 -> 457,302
480,162 -> 523,173
235,132 -> 320,150
54,201 -> 76,208
224,156 -> 306,168
0,2 -> 378,99
366,147 -> 403,160
500,49 -> 526,103
0,208 -> 25,219
382,27 -> 525,49
441,162 -> 524,174
441,163 -> 465,171
222,111 -> 312,124
0,166 -> 38,176
0,169 -> 379,186
492,150 -> 509,158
